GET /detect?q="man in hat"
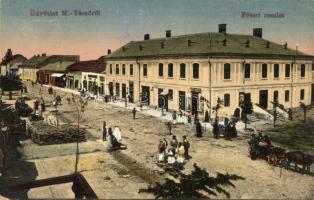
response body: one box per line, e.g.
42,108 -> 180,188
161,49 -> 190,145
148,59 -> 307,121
132,107 -> 137,119
183,135 -> 190,160
195,119 -> 202,137
170,135 -> 178,156
102,121 -> 107,141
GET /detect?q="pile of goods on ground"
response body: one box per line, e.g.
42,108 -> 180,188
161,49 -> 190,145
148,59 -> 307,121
0,104 -> 26,134
27,121 -> 87,145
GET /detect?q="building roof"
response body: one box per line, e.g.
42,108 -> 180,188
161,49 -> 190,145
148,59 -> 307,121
1,54 -> 27,65
39,61 -> 75,72
67,60 -> 106,73
18,55 -> 50,67
107,32 -> 314,60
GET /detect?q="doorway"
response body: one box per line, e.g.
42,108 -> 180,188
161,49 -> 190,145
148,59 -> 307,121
129,81 -> 134,103
158,89 -> 164,108
179,91 -> 186,111
259,90 -> 268,109
141,86 -> 150,106
191,92 -> 199,115
273,90 -> 278,103
109,82 -> 113,96
122,84 -> 126,98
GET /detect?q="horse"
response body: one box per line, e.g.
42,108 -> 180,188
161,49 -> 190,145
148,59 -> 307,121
284,151 -> 313,173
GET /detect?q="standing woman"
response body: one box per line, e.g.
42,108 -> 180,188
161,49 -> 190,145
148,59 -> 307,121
177,142 -> 185,163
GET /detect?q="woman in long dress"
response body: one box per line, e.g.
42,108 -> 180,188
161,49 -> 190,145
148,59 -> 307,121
177,142 -> 185,163
113,127 -> 122,142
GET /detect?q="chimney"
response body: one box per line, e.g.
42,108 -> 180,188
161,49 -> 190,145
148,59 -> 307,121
42,53 -> 46,56
187,39 -> 192,47
266,41 -> 270,48
160,42 -> 164,49
253,28 -> 262,38
107,49 -> 111,55
144,34 -> 150,40
166,30 -> 171,38
218,24 -> 226,34
284,42 -> 287,49
245,40 -> 250,48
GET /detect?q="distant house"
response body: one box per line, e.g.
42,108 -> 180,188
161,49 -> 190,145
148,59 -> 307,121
66,60 -> 106,95
0,54 -> 27,76
18,54 -> 79,83
37,61 -> 76,87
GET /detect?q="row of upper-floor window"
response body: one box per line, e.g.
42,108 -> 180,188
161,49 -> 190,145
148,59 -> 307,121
108,63 -> 307,80
109,63 -> 200,79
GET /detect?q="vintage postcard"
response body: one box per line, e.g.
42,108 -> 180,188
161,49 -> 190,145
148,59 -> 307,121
0,0 -> 313,199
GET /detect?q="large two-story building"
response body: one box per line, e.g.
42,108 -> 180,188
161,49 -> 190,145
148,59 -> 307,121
104,25 -> 313,117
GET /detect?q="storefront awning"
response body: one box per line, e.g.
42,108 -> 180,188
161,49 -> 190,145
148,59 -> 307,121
51,73 -> 64,78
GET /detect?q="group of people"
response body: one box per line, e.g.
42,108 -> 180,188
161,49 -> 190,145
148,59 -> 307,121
158,135 -> 190,164
248,132 -> 272,159
30,97 -> 45,121
20,85 -> 28,94
212,117 -> 237,139
172,110 -> 184,124
102,121 -> 126,151
52,95 -> 62,106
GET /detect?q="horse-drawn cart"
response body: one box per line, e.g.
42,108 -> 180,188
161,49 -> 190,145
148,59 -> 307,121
248,135 -> 313,172
248,138 -> 286,166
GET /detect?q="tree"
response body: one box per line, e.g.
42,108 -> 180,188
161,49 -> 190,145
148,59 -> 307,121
0,75 -> 23,100
67,93 -> 88,173
1,49 -> 13,65
139,163 -> 244,199
240,95 -> 253,129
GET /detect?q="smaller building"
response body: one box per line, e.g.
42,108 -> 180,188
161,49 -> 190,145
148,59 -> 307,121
0,54 -> 27,76
38,61 -> 75,87
66,60 -> 106,94
81,72 -> 106,96
18,54 -> 79,82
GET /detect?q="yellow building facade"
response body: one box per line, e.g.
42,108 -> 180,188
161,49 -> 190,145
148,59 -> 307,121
104,27 -> 313,117
81,72 -> 106,95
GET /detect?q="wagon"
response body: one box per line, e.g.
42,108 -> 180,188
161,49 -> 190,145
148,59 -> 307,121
266,147 -> 286,166
248,141 -> 286,166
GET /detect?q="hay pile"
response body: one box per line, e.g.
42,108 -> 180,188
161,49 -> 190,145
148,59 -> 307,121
27,121 -> 87,145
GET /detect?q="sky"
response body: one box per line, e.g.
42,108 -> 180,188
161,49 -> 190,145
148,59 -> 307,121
1,0 -> 314,60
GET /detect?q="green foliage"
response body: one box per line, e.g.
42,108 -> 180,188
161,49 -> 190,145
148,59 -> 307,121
139,163 -> 244,199
1,48 -> 13,65
0,75 -> 23,92
240,96 -> 253,127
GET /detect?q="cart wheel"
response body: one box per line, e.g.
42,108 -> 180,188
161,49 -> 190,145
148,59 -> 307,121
267,154 -> 278,166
